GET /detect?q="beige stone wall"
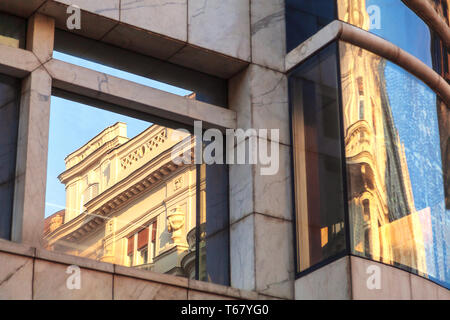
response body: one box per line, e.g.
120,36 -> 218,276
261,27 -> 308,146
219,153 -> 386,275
0,239 -> 267,300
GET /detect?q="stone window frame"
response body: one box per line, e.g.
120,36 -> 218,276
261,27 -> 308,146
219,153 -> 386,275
0,13 -> 237,250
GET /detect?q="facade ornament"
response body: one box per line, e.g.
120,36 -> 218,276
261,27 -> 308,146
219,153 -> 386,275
49,214 -> 63,233
167,205 -> 185,244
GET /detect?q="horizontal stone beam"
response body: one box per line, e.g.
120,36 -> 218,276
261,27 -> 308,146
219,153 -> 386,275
44,58 -> 237,130
0,44 -> 40,78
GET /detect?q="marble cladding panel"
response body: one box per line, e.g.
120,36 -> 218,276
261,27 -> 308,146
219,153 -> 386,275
33,259 -> 113,299
254,142 -> 292,221
39,0 -> 119,40
168,43 -> 248,79
0,251 -> 33,300
350,256 -> 412,300
228,67 -> 252,129
410,274 -> 439,300
285,20 -> 341,72
437,285 -> 450,300
230,214 -> 255,292
249,65 -> 290,146
188,0 -> 250,61
188,278 -> 259,300
228,65 -> 290,144
102,23 -> 185,61
254,214 -> 294,299
187,290 -> 235,300
51,0 -> 120,20
114,275 -> 188,299
251,0 -> 286,71
121,0 -> 187,41
294,257 -> 351,300
351,256 -> 450,300
229,162 -> 254,224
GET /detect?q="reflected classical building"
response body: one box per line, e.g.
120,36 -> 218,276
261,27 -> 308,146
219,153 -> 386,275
430,0 -> 450,209
339,0 -> 428,275
44,121 -> 201,279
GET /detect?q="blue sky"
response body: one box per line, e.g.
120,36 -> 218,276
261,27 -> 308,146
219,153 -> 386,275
366,0 -> 449,288
44,52 -> 191,217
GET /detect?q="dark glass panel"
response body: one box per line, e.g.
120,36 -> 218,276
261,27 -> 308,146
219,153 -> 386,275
285,0 -> 336,52
289,42 -> 346,272
0,73 -> 20,240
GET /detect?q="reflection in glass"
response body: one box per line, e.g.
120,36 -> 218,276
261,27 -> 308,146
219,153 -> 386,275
337,0 -> 449,74
0,74 -> 20,240
285,0 -> 336,52
427,0 -> 450,26
289,43 -> 346,272
0,12 -> 26,48
43,96 -> 229,284
340,41 -> 449,288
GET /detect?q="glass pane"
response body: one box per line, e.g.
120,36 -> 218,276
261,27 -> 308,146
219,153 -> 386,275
339,41 -> 449,289
289,42 -> 346,272
337,0 -> 449,74
0,12 -> 26,48
0,73 -> 20,240
285,0 -> 337,52
44,96 -> 200,278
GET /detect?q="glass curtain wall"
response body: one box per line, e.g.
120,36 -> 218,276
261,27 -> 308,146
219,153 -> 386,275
288,0 -> 449,289
340,41 -> 449,289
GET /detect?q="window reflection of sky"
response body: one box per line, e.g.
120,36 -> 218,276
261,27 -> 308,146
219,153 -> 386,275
366,0 -> 432,68
366,1 -> 449,288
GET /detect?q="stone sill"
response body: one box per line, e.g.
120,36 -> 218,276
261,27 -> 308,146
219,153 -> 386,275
0,239 -> 278,300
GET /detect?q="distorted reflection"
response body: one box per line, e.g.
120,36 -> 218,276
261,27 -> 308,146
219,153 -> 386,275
44,96 -> 205,279
340,41 -> 449,288
338,0 -> 449,74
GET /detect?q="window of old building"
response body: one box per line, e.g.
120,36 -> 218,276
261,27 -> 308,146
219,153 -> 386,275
43,94 -> 230,284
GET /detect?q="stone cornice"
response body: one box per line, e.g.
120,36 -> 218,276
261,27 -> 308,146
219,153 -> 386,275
64,122 -> 127,168
58,135 -> 125,184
